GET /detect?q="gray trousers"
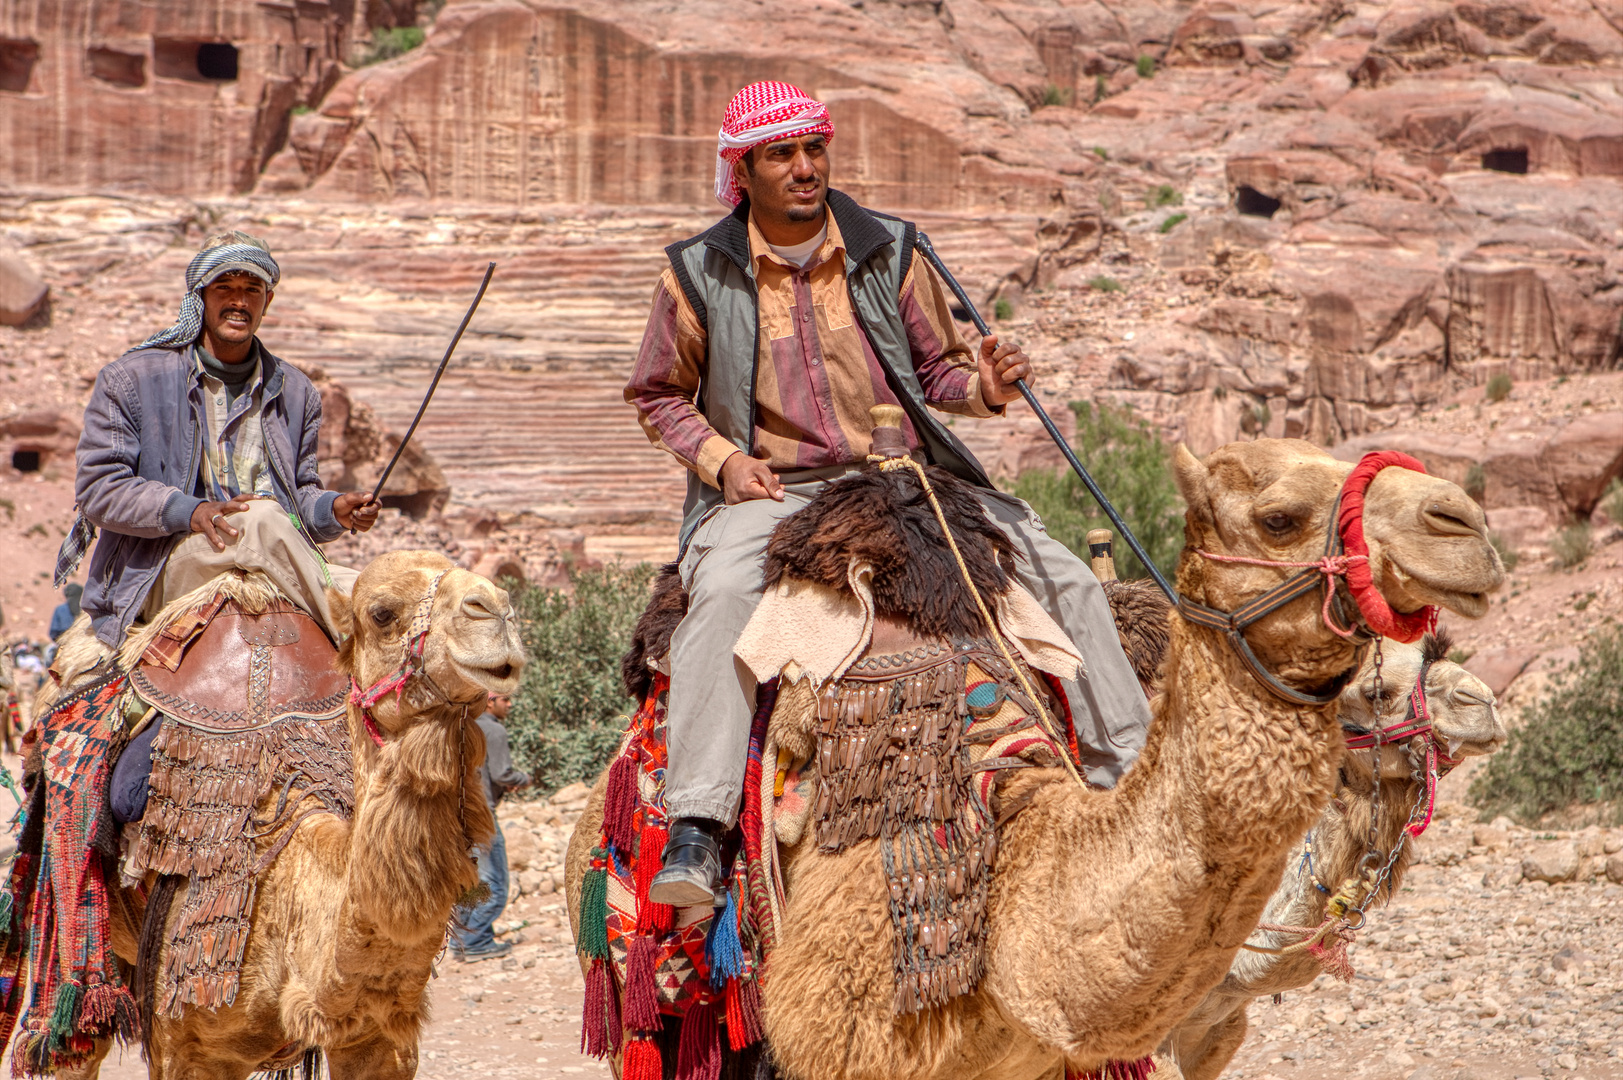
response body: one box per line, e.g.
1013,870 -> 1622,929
665,473 -> 1153,826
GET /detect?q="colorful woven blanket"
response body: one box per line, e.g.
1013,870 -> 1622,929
576,671 -> 771,1080
0,666 -> 139,1076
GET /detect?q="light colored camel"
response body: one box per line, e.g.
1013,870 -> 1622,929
38,552 -> 524,1079
568,438 -> 1504,1080
1158,636 -> 1505,1080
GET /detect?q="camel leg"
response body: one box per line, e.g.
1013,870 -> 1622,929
327,1035 -> 418,1080
1176,1006 -> 1250,1080
52,1038 -> 114,1080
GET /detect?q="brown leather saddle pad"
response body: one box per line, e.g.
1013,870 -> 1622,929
130,597 -> 347,730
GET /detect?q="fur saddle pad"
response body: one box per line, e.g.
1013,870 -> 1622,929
125,594 -> 354,1016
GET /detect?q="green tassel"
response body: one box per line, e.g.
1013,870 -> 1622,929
0,890 -> 13,938
578,861 -> 610,961
48,979 -> 82,1045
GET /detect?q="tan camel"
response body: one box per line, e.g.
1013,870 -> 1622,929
36,551 -> 524,1079
568,438 -> 1504,1080
1158,633 -> 1505,1080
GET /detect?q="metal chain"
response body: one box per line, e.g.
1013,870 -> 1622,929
1363,638 -> 1386,872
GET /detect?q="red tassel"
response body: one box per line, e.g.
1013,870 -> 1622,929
604,753 -> 640,853
623,1033 -> 663,1080
635,825 -> 675,934
623,934 -> 662,1032
580,957 -> 621,1058
675,998 -> 722,1080
724,975 -> 763,1051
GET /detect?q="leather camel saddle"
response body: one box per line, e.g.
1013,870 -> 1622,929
131,596 -> 347,731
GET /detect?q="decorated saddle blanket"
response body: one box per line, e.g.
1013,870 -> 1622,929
575,642 -> 1078,1077
125,596 -> 355,1017
0,666 -> 140,1075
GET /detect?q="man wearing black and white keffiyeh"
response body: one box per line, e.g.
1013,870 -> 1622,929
57,231 -> 382,650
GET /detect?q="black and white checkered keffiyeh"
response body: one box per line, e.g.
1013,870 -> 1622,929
54,242 -> 284,587
138,243 -> 281,350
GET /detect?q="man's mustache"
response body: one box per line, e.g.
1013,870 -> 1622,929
217,307 -> 253,321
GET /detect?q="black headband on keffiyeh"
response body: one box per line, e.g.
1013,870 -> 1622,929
138,243 -> 281,350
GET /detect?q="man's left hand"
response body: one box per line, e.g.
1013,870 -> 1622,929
334,492 -> 381,532
978,334 -> 1034,409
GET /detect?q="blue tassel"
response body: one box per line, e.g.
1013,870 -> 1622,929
704,891 -> 743,989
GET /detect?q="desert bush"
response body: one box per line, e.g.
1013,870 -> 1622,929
1552,522 -> 1591,568
1011,400 -> 1183,581
1088,275 -> 1123,293
1042,83 -> 1072,106
994,298 -> 1014,320
1136,54 -> 1156,78
1159,213 -> 1188,233
1487,531 -> 1520,572
505,562 -> 656,795
1464,461 -> 1485,502
356,26 -> 423,65
1150,184 -> 1183,207
1485,372 -> 1512,403
1601,477 -> 1623,524
1470,625 -> 1623,824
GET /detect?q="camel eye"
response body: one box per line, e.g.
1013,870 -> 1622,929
1263,512 -> 1294,533
369,606 -> 397,628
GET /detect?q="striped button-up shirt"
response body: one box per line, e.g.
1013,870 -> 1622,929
194,344 -> 273,501
626,214 -> 997,488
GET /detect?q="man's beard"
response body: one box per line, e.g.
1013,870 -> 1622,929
785,196 -> 826,223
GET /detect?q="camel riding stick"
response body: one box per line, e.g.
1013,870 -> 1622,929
353,261 -> 496,533
913,232 -> 1178,604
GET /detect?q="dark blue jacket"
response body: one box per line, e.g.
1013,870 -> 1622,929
75,342 -> 344,646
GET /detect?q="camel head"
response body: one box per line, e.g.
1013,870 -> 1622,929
1173,439 -> 1503,695
764,464 -> 1018,642
331,550 -> 525,736
1338,630 -> 1505,782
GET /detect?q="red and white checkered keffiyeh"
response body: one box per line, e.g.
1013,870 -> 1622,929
715,80 -> 835,208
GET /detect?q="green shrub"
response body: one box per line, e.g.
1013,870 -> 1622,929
994,298 -> 1014,321
1150,184 -> 1183,207
290,104 -> 312,116
1470,626 -> 1623,824
1094,74 -> 1108,102
1087,275 -> 1123,293
1552,522 -> 1591,568
1136,54 -> 1156,78
1487,531 -> 1519,572
1158,212 -> 1188,233
1092,146 -> 1109,160
1485,372 -> 1512,403
1601,477 -> 1623,524
356,25 -> 424,65
1463,461 -> 1485,502
505,562 -> 656,795
1010,400 -> 1183,581
1041,83 -> 1072,107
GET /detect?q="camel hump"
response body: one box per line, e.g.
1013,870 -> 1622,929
131,597 -> 348,731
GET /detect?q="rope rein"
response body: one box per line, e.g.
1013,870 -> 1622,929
872,455 -> 1089,792
1192,549 -> 1370,640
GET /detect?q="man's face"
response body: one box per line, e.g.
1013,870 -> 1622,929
200,272 -> 271,351
488,693 -> 512,719
736,134 -> 830,224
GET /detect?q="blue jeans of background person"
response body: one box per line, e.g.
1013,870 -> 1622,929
454,823 -> 509,954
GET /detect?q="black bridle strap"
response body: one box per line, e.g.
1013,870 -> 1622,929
1176,495 -> 1369,707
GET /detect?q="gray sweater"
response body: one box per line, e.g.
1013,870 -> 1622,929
476,713 -> 530,809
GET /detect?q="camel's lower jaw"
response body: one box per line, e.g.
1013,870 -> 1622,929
1377,557 -> 1495,619
446,656 -> 524,694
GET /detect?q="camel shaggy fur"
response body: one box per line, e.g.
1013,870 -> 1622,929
569,439 -> 1504,1080
1158,631 -> 1505,1080
37,552 -> 524,1080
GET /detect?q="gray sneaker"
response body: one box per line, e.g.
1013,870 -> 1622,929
458,940 -> 513,963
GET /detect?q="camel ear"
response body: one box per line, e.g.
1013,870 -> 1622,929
1173,444 -> 1211,521
326,586 -> 354,639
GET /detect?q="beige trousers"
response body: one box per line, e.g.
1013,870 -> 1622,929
144,500 -> 359,640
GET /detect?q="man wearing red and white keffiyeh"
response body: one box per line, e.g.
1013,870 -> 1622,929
630,80 -> 1154,907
